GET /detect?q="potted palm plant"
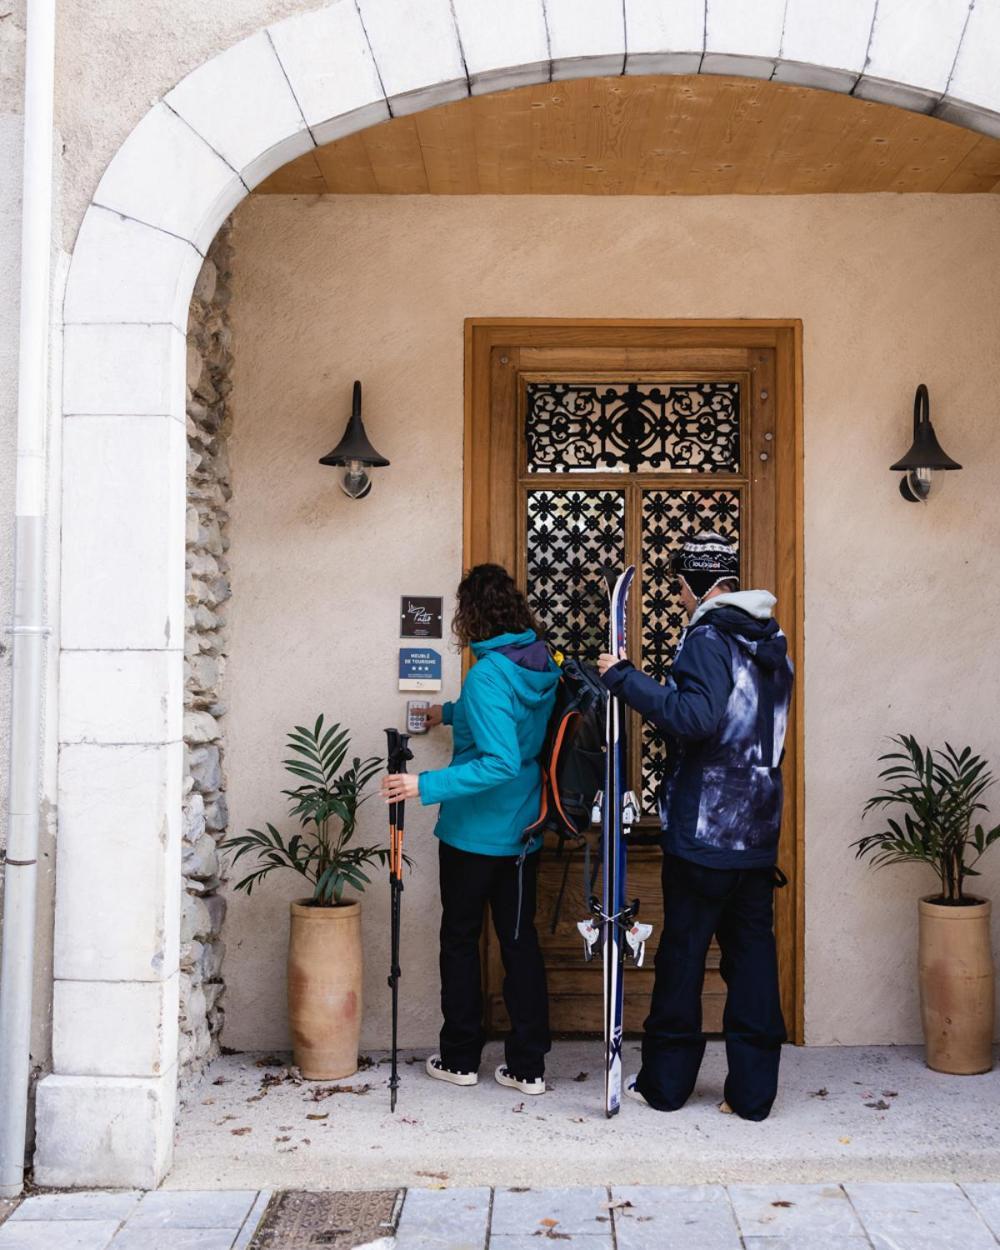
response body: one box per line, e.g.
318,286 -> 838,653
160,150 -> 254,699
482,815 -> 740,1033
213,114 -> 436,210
855,734 -> 998,1074
220,716 -> 388,1080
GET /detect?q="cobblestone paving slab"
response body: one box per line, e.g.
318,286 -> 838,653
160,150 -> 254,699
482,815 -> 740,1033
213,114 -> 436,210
611,1184 -> 741,1250
965,1184 -> 1000,1241
742,1239 -> 874,1249
490,1187 -> 610,1238
846,1181 -> 1000,1250
249,1189 -> 398,1249
10,1193 -> 141,1222
489,1237 -> 611,1249
728,1184 -> 866,1240
127,1192 -> 258,1230
394,1187 -> 491,1250
231,1192 -> 271,1250
0,1220 -> 120,1250
111,1230 -> 238,1250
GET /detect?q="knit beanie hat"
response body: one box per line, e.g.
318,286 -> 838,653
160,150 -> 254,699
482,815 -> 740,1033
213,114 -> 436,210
670,532 -> 739,600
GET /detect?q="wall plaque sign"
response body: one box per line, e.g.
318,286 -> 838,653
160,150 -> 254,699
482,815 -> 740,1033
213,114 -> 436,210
398,647 -> 443,692
400,595 -> 443,639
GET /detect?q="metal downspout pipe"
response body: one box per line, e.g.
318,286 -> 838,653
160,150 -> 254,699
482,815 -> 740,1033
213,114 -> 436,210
0,0 -> 57,1199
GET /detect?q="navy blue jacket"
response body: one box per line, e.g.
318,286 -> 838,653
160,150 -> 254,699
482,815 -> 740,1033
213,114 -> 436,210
602,593 -> 794,869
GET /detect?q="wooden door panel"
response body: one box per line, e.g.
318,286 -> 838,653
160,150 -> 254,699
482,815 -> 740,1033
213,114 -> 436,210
467,319 -> 803,1042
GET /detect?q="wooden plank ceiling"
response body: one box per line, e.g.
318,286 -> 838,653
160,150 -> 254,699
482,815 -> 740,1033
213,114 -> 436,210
257,74 -> 1000,197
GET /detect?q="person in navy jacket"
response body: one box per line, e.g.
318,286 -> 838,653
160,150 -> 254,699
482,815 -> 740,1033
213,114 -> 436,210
598,532 -> 794,1121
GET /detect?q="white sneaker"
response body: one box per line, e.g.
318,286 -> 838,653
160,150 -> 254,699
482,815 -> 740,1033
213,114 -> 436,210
624,1075 -> 651,1107
494,1064 -> 546,1096
425,1054 -> 478,1086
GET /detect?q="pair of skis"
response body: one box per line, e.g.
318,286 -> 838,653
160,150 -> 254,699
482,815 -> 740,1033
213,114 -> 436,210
384,728 -> 412,1113
578,566 -> 653,1118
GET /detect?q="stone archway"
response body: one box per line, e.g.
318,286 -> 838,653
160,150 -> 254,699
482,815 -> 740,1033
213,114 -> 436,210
36,0 -> 1000,1189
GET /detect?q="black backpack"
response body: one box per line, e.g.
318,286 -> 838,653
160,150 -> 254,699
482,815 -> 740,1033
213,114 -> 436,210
524,657 -> 607,845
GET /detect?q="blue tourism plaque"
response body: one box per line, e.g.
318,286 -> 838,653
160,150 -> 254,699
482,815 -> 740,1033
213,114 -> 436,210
398,647 -> 442,692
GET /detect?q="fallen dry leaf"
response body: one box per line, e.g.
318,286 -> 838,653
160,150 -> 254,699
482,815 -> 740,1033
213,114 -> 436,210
602,1199 -> 633,1211
772,1201 -> 794,1208
212,1077 -> 227,1086
275,1136 -> 291,1143
573,1072 -> 589,1082
809,1088 -> 829,1098
201,1098 -> 214,1106
883,1090 -> 899,1098
865,1099 -> 891,1111
512,1102 -> 525,1114
839,1136 -> 851,1145
308,1083 -> 372,1100
306,1113 -> 329,1121
230,1127 -> 251,1136
255,1056 -> 285,1068
570,1117 -> 586,1123
416,1171 -> 448,1180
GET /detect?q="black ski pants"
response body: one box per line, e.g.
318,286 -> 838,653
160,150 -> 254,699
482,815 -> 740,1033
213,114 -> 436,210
438,841 -> 550,1080
636,853 -> 787,1121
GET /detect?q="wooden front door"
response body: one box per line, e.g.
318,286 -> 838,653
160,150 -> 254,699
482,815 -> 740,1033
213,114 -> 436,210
465,319 -> 803,1042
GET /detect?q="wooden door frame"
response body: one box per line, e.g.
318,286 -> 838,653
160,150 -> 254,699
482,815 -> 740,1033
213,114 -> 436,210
464,317 -> 805,1043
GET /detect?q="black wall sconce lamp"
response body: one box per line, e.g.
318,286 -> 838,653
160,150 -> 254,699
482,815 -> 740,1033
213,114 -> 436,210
890,384 -> 962,503
319,380 -> 390,499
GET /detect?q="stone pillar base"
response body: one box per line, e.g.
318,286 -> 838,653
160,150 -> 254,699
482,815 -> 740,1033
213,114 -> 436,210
34,1068 -> 177,1188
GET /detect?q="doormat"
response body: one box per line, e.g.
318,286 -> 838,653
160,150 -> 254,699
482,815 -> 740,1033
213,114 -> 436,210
250,1189 -> 401,1249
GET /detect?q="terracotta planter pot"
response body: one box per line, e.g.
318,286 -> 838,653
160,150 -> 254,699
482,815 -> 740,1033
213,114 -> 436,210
918,896 -> 995,1075
288,899 -> 362,1080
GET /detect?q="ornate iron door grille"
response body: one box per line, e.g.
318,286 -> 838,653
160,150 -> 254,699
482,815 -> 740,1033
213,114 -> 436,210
522,377 -> 745,816
526,380 -> 740,474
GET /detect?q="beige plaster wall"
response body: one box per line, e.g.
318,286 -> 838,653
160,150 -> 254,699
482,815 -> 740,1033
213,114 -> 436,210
231,193 -> 1000,1051
53,0 -> 331,249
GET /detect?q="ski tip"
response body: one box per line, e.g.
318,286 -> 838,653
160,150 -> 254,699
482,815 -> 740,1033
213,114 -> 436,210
602,564 -> 637,593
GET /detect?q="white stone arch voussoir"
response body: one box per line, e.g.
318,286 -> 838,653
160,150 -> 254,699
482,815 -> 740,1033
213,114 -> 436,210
37,0 -> 1000,1189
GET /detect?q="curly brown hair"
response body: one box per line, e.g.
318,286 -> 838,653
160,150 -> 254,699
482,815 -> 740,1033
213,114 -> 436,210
451,563 -> 542,648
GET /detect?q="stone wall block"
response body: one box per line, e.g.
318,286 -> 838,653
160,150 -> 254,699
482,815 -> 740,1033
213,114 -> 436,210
180,224 -> 235,1080
188,745 -> 221,793
182,834 -> 218,883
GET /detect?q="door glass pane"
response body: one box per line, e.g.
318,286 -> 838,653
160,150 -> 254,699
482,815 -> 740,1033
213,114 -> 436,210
525,489 -> 626,662
640,488 -> 741,813
525,380 -> 740,474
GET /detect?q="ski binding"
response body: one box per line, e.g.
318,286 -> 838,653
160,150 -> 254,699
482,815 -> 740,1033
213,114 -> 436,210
625,920 -> 653,967
622,790 -> 640,829
577,918 -> 601,962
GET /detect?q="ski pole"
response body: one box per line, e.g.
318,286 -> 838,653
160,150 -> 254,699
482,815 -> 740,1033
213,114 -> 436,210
384,728 -> 412,1113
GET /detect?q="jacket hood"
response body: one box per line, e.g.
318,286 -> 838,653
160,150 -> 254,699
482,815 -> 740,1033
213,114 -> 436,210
689,589 -> 775,627
690,591 -> 788,672
472,631 -> 561,706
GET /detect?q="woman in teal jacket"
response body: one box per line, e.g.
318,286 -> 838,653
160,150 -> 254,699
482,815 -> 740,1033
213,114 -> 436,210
383,564 -> 559,1095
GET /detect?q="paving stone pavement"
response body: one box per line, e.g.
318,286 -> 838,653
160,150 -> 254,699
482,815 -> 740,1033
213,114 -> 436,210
3,1184 -> 1000,1248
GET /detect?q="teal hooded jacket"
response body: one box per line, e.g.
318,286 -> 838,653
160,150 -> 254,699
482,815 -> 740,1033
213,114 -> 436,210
417,631 -> 560,857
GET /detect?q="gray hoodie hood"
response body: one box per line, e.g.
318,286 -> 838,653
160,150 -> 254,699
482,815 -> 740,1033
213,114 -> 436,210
688,589 -> 776,630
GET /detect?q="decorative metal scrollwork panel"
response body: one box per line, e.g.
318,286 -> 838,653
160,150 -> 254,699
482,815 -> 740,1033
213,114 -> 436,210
640,488 -> 741,813
526,380 -> 740,474
525,490 -> 626,661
